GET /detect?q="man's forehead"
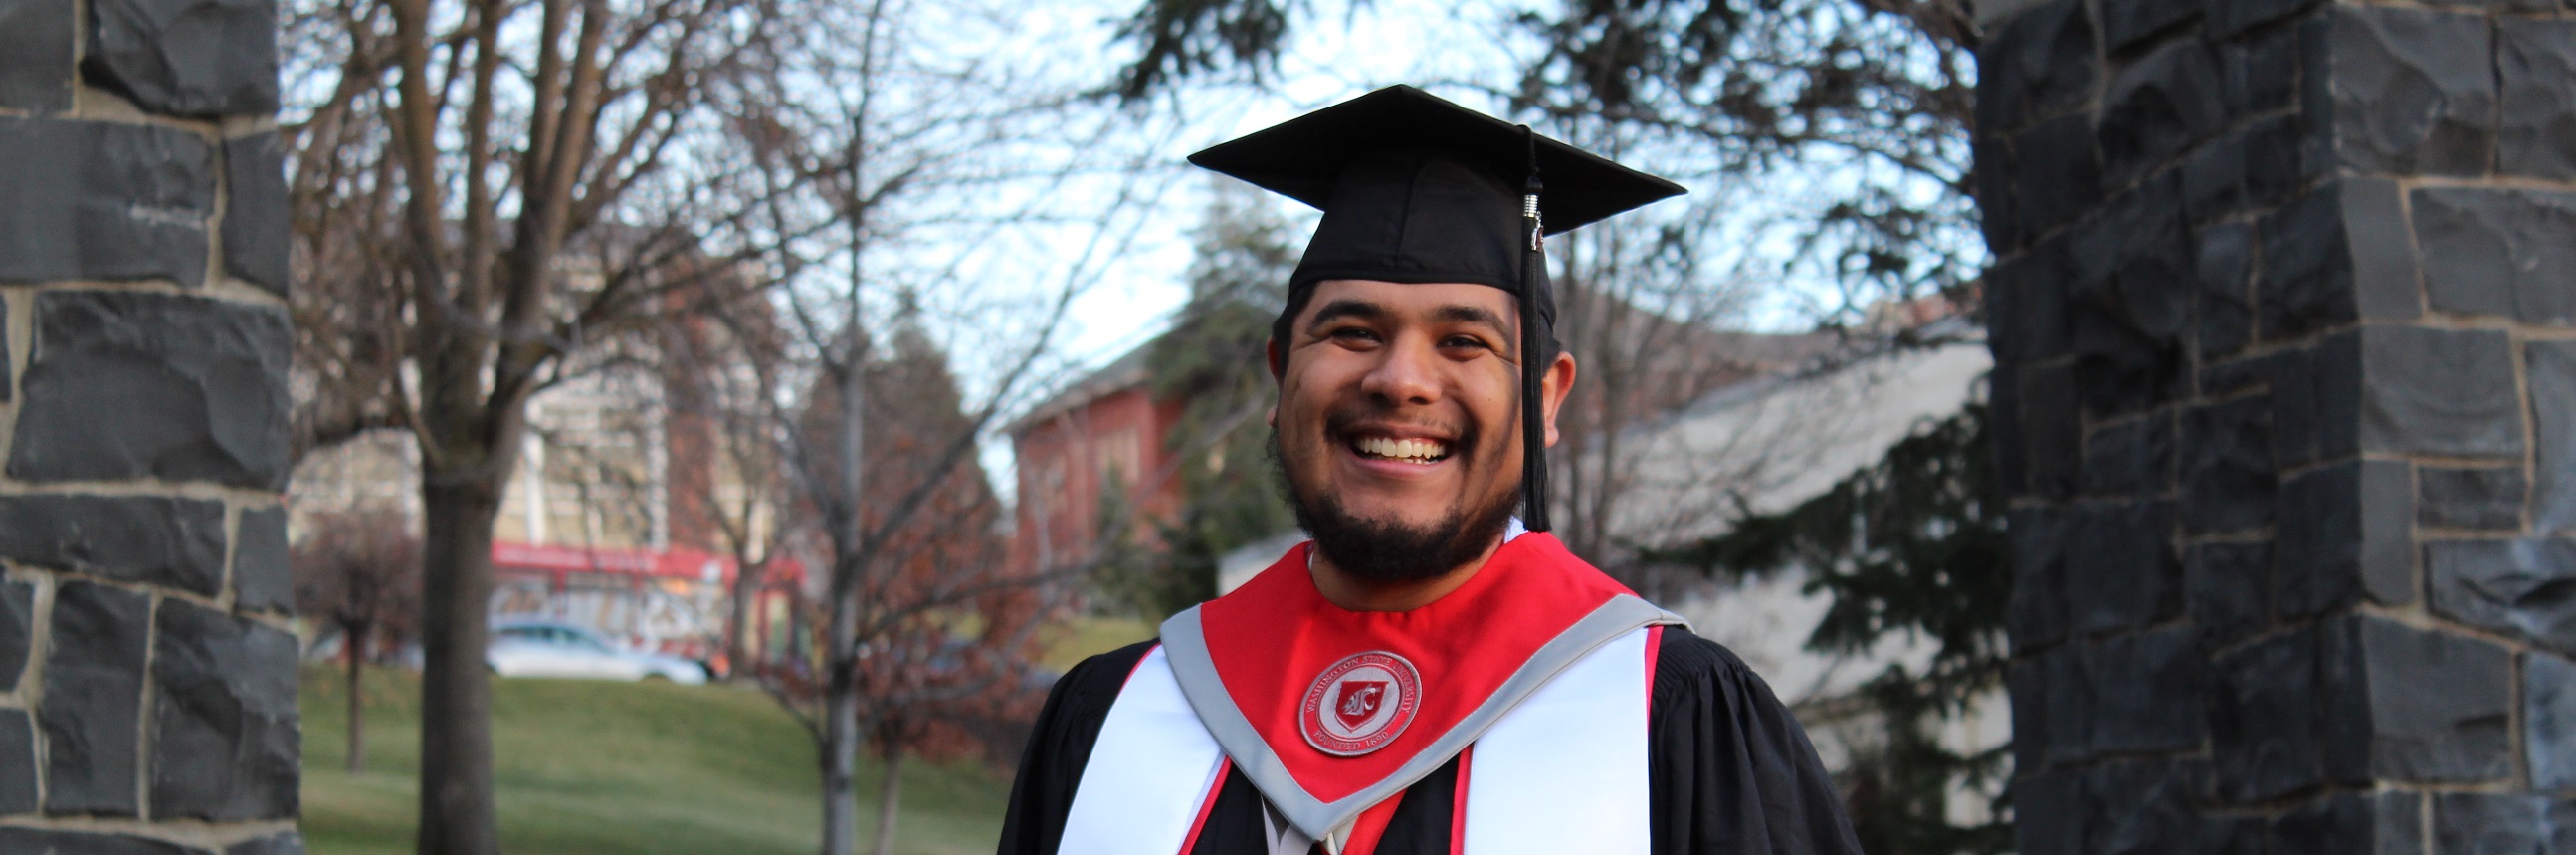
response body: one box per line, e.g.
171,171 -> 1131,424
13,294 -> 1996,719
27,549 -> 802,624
1297,279 -> 1518,324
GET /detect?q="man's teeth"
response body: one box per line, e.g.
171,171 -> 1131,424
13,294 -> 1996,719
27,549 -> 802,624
1356,436 -> 1448,462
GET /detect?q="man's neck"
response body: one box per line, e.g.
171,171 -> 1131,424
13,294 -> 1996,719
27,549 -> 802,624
1307,535 -> 1504,612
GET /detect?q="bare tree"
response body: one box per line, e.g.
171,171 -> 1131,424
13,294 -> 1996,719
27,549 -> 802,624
292,507 -> 425,774
700,0 -> 1180,849
656,288 -> 798,681
273,0 -> 821,845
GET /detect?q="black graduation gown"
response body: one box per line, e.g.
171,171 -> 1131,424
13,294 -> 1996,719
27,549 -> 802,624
996,627 -> 1865,855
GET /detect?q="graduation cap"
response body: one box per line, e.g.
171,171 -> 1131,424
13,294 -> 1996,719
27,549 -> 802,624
1189,85 -> 1684,534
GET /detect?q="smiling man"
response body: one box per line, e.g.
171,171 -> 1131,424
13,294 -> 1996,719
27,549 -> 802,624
998,87 -> 1862,855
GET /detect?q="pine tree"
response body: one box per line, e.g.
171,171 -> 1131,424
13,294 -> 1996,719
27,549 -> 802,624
1109,185 -> 1302,619
1655,395 -> 2011,855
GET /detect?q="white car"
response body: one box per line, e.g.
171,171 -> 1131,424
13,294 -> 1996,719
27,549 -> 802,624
488,620 -> 708,684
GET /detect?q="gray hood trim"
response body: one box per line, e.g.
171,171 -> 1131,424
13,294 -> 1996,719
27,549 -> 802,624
1158,594 -> 1685,841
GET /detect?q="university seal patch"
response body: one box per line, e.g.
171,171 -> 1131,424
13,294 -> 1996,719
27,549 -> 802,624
1299,651 -> 1421,756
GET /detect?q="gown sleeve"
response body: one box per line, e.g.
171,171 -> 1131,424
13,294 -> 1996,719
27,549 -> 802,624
1649,628 -> 1865,855
996,640 -> 1159,855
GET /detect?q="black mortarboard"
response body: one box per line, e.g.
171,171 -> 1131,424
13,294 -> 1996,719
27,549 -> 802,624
1189,85 -> 1684,534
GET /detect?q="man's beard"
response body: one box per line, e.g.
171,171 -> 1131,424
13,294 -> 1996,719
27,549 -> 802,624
1269,428 -> 1519,583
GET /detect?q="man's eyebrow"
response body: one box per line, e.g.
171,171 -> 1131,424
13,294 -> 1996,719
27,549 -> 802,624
1432,303 -> 1509,335
1305,299 -> 1387,330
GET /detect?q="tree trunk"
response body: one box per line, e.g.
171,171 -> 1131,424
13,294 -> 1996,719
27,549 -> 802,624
417,477 -> 505,855
725,560 -> 766,682
346,621 -> 368,774
819,580 -> 861,855
870,747 -> 903,855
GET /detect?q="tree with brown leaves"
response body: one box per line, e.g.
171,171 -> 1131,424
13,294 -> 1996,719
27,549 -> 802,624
291,507 -> 424,775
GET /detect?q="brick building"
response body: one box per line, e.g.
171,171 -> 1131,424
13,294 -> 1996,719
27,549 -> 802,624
1005,343 -> 1189,579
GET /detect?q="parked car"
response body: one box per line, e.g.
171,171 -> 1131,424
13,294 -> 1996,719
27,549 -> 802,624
488,619 -> 708,684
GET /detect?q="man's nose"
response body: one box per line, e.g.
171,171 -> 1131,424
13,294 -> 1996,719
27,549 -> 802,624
1359,337 -> 1441,405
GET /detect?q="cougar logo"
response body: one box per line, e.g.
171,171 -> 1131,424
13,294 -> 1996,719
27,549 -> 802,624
1300,652 -> 1420,756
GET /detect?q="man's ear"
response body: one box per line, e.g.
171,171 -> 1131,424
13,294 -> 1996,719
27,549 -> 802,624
1266,337 -> 1286,380
1540,351 -> 1578,448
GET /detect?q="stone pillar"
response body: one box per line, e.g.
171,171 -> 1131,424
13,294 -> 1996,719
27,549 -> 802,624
1981,0 -> 2576,849
0,0 -> 301,850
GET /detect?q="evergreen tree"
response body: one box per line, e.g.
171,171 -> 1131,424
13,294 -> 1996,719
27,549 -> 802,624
1109,186 -> 1301,619
1654,394 -> 2010,855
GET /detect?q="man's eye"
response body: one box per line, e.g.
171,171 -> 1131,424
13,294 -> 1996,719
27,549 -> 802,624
1328,327 -> 1380,343
1441,335 -> 1490,351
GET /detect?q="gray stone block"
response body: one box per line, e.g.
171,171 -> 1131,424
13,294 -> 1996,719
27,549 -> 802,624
2525,652 -> 2576,790
2270,791 -> 2423,855
1978,0 -> 2098,136
2083,412 -> 2171,497
2100,0 -> 2195,51
234,505 -> 290,612
2278,459 -> 2416,616
2100,41 -> 2226,184
2181,132 -> 2250,225
2200,816 -> 2266,855
2043,643 -> 2096,765
2339,177 -> 2424,321
83,0 -> 279,116
150,601 -> 297,821
221,131 -> 288,296
2207,0 -> 2319,41
0,708 -> 33,814
2267,792 -> 2366,855
1978,139 -> 2018,253
2195,222 -> 2252,359
2429,538 -> 2576,654
2258,332 -> 2364,467
2008,660 -> 2051,773
2413,187 -> 2576,325
2499,19 -> 2576,180
42,581 -> 149,815
2433,793 -> 2576,853
2259,188 -> 2361,339
0,582 -> 26,694
2326,6 -> 2496,176
0,117 -> 214,287
2013,769 -> 2085,854
2189,541 -> 2271,646
2019,361 -> 2082,499
1986,243 -> 2071,362
1992,362 -> 2029,494
2360,325 -> 2523,458
2354,615 -> 2513,781
2010,506 -> 2071,647
2014,114 -> 2105,240
0,829 -> 203,853
2067,501 -> 2180,634
2085,758 -> 2202,853
2092,626 -> 2205,753
0,495 -> 225,594
2420,467 -> 2526,531
2180,396 -> 2273,533
2536,341 -> 2576,534
2070,179 -> 2190,416
227,833 -> 303,855
0,0 -> 75,112
2211,627 -> 2321,802
2244,114 -> 2321,209
2220,23 -> 2302,115
9,291 -> 291,489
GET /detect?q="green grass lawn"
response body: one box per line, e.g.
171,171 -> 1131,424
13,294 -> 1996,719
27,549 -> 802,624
298,618 -> 1159,854
299,667 -> 1013,855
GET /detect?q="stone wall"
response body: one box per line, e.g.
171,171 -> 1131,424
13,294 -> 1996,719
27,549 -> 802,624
1980,0 -> 2576,849
0,0 -> 301,850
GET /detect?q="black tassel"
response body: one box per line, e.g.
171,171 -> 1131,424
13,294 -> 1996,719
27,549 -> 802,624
1518,126 -> 1549,534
